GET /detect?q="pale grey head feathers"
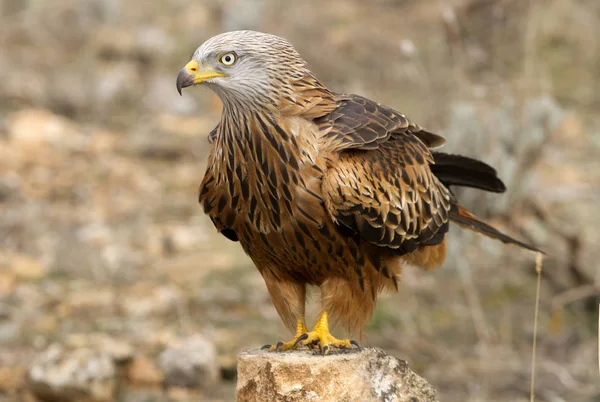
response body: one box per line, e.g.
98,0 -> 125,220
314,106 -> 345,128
190,30 -> 309,108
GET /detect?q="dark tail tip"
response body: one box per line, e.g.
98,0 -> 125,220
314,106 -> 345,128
450,204 -> 544,254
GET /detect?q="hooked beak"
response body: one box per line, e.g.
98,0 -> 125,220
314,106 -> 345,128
176,60 -> 227,95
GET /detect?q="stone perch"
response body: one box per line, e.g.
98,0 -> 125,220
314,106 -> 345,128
236,348 -> 438,402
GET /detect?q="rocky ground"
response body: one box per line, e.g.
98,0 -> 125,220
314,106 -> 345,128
0,0 -> 599,401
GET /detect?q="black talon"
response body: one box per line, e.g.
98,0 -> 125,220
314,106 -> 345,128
322,345 -> 330,355
275,341 -> 284,352
292,333 -> 309,348
350,340 -> 361,350
261,344 -> 271,350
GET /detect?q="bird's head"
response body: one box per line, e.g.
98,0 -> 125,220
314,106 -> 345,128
176,30 -> 309,109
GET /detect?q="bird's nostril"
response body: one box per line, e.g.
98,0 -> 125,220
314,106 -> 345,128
190,67 -> 197,72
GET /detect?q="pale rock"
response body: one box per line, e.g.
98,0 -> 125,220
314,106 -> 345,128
0,271 -> 16,297
76,223 -> 114,248
120,283 -> 184,318
6,109 -> 86,151
87,128 -> 121,154
136,26 -> 175,56
92,25 -> 174,62
33,315 -> 58,333
154,248 -> 236,286
551,112 -> 585,146
166,386 -> 205,401
0,366 -> 24,395
124,130 -> 193,161
158,334 -> 219,390
0,252 -> 46,281
95,63 -> 139,104
0,321 -> 20,343
144,226 -> 165,258
236,348 -> 438,402
66,333 -> 134,364
181,3 -> 211,28
27,343 -> 117,402
0,139 -> 21,169
399,39 -> 416,56
165,223 -> 208,254
125,355 -> 164,386
14,283 -> 47,312
145,328 -> 178,348
157,113 -> 213,137
145,75 -> 199,114
65,287 -> 116,314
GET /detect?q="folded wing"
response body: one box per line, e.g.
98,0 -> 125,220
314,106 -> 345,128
319,95 -> 453,255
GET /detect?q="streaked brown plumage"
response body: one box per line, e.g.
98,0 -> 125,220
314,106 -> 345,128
177,31 -> 541,350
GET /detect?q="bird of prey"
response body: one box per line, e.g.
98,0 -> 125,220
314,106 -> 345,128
176,31 -> 540,354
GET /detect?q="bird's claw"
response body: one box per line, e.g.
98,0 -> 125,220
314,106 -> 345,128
262,313 -> 361,354
350,339 -> 361,350
292,333 -> 309,349
262,335 -> 307,352
320,339 -> 360,355
294,330 -> 361,355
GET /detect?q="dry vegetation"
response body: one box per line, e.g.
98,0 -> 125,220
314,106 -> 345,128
0,0 -> 598,401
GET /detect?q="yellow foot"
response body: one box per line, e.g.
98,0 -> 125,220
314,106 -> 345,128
294,311 -> 360,355
261,317 -> 309,352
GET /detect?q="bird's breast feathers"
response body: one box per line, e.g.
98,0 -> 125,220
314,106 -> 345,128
198,116 -> 329,237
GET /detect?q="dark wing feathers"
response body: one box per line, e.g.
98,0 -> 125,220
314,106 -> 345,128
431,153 -> 506,192
220,228 -> 239,242
316,95 -> 408,151
321,95 -> 453,255
414,130 -> 446,148
316,94 -> 445,152
319,94 -> 540,254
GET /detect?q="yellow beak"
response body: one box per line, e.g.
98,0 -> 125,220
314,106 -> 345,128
176,60 -> 227,95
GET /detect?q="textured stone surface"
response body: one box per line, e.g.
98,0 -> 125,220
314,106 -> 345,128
236,348 -> 438,402
27,343 -> 117,402
158,334 -> 219,390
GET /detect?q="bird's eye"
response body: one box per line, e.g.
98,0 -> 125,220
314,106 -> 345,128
219,52 -> 237,66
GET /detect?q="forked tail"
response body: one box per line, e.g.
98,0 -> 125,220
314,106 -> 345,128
430,152 -> 542,253
449,204 -> 542,253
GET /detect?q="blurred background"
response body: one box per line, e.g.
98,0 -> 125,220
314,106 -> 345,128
0,0 -> 598,401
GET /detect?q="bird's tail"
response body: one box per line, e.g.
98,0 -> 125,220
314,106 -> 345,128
449,203 -> 542,253
431,152 -> 506,193
430,152 -> 542,253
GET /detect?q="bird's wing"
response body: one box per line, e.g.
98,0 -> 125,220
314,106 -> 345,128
316,94 -> 446,152
319,95 -> 453,254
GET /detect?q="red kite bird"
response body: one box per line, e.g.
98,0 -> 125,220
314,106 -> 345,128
177,31 -> 540,353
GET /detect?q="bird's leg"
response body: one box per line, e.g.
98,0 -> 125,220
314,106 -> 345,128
294,311 -> 360,355
260,277 -> 308,352
262,316 -> 309,352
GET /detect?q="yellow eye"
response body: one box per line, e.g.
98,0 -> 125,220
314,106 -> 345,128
219,52 -> 237,66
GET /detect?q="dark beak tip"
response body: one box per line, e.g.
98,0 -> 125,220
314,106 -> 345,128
176,69 -> 189,96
